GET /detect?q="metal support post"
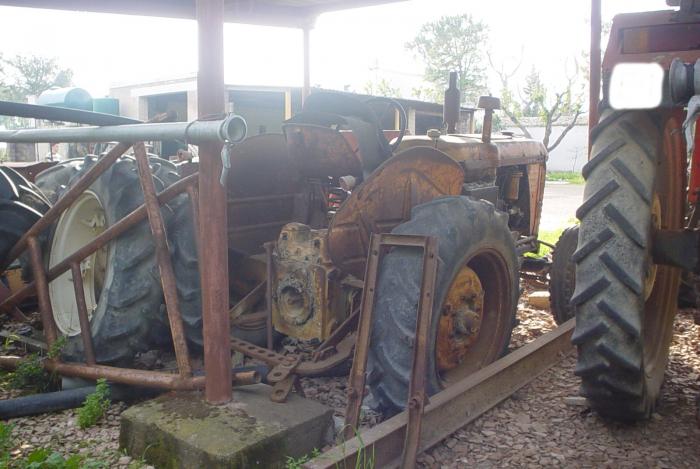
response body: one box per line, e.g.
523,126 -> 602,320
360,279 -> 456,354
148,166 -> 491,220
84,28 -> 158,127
197,0 -> 232,404
589,0 -> 602,152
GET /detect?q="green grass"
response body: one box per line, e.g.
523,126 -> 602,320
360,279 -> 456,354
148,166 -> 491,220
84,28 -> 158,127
546,171 -> 584,185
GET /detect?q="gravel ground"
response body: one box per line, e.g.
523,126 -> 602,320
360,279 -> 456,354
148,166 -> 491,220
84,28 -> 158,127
417,302 -> 700,469
2,294 -> 699,468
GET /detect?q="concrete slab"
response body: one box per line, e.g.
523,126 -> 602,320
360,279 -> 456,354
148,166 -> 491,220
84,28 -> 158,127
120,384 -> 333,468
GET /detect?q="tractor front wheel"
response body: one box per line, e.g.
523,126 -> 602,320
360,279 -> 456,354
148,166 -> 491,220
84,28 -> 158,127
366,196 -> 518,414
572,110 -> 683,421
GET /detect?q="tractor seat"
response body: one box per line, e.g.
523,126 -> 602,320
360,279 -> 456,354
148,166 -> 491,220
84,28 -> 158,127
282,92 -> 392,179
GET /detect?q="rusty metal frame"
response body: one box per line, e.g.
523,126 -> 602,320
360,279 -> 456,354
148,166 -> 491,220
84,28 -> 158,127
305,318 -> 575,469
0,134 -> 208,390
342,233 -> 439,468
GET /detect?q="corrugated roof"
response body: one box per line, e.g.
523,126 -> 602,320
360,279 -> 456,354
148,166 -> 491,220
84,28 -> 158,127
0,1 -> 403,28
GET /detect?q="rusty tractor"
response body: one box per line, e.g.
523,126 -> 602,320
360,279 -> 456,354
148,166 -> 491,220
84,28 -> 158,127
1,76 -> 548,413
569,0 -> 700,421
168,83 -> 548,412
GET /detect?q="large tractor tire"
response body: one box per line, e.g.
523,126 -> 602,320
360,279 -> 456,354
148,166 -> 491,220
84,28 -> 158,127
34,159 -> 83,204
168,199 -> 270,349
549,225 -> 579,324
47,156 -> 173,364
366,196 -> 519,414
0,167 -> 50,267
572,111 -> 684,421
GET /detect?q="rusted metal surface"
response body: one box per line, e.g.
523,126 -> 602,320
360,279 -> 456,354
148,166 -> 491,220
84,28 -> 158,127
197,0 -> 231,404
69,262 -> 96,365
527,162 -> 546,237
343,235 -> 382,439
283,124 -> 364,178
229,281 -> 265,324
477,96 -> 500,144
401,236 -> 438,469
26,237 -> 58,347
227,134 -> 304,255
265,242 -> 275,350
305,319 -> 575,469
134,142 -> 192,377
0,174 -> 197,314
589,0 -> 601,142
602,9 -> 700,71
327,147 -> 464,278
343,233 -> 438,448
0,355 -> 206,390
272,223 -> 356,341
436,266 -> 483,373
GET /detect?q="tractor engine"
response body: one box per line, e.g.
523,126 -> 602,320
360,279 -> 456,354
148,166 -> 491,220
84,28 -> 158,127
271,222 -> 357,341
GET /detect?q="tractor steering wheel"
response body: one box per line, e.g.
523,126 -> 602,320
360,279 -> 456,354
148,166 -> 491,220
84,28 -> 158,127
364,97 -> 407,153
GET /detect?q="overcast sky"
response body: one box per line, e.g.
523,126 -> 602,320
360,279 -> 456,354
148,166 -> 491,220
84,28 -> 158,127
0,0 -> 667,105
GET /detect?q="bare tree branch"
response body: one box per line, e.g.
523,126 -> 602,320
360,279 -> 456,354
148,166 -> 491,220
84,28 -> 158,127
501,107 -> 533,139
547,106 -> 583,152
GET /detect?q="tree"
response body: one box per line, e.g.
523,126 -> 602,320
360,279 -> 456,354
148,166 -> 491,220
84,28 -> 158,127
363,78 -> 401,98
490,56 -> 584,153
0,55 -> 73,102
407,14 -> 488,105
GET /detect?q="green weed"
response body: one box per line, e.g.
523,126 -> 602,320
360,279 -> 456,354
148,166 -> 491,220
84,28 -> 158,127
9,354 -> 49,392
77,379 -> 110,429
284,448 -> 320,469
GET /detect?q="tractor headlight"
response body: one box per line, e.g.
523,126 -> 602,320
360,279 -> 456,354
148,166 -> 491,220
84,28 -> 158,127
609,62 -> 664,110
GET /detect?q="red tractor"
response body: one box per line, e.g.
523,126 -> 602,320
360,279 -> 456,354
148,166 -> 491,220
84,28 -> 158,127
571,0 -> 700,421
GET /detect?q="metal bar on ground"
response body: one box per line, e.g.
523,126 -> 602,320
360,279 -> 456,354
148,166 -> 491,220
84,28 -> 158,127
197,0 -> 232,404
0,355 -> 205,390
133,142 -> 192,377
0,116 -> 246,145
0,174 -> 198,314
26,237 -> 58,347
401,236 -> 439,469
69,262 -> 96,365
305,319 -> 575,469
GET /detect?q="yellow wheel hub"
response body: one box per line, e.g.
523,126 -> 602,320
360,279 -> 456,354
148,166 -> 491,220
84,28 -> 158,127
436,265 -> 484,372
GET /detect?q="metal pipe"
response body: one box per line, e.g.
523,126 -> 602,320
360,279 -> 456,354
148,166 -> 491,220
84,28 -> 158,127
27,237 -> 58,347
197,0 -> 232,404
0,100 -> 141,126
0,356 -> 205,390
134,143 -> 192,377
589,0 -> 602,152
0,174 -> 198,314
0,115 -> 246,145
303,26 -> 311,103
265,242 -> 275,350
0,384 -> 159,419
70,262 -> 96,365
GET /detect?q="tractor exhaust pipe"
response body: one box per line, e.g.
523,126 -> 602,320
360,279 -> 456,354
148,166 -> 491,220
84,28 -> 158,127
444,71 -> 460,134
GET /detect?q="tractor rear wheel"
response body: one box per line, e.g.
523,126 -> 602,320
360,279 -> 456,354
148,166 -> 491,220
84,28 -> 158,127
549,225 -> 578,324
48,156 -> 173,364
366,196 -> 518,414
572,110 -> 683,421
0,167 -> 49,266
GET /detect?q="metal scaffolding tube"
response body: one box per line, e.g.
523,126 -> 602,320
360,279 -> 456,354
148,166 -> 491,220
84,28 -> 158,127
0,115 -> 246,144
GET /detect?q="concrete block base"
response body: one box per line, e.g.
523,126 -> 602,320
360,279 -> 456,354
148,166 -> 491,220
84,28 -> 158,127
120,384 -> 333,468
